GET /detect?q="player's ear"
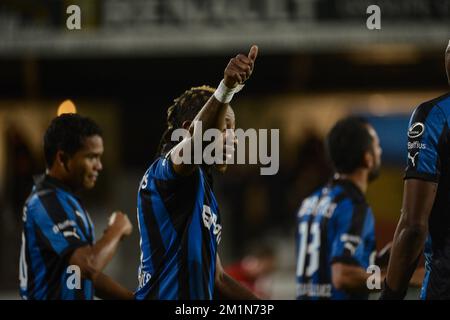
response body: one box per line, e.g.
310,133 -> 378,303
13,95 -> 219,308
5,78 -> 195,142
56,150 -> 70,172
182,120 -> 192,130
363,151 -> 373,170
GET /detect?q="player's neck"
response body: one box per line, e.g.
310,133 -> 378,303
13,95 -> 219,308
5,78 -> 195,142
335,170 -> 368,194
47,168 -> 63,182
47,168 -> 76,192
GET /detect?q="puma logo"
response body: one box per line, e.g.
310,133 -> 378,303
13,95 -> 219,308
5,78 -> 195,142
408,152 -> 419,167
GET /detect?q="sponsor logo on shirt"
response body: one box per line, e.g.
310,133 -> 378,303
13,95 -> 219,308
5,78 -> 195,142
52,220 -> 77,234
138,268 -> 152,289
408,122 -> 425,139
408,141 -> 426,150
202,205 -> 222,244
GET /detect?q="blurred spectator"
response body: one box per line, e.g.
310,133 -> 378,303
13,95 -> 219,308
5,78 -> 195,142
225,244 -> 277,299
1,125 -> 40,289
5,125 -> 39,230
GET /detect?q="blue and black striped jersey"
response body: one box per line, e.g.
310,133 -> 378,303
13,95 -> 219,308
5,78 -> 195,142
296,179 -> 376,300
135,155 -> 221,300
19,175 -> 95,300
405,92 -> 450,300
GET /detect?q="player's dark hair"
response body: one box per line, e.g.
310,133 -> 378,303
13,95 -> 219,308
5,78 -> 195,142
44,113 -> 102,168
157,85 -> 215,156
326,116 -> 373,174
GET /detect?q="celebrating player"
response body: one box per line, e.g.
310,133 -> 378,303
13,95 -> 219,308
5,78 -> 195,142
19,114 -> 133,300
381,42 -> 450,300
296,116 -> 385,300
134,46 -> 260,300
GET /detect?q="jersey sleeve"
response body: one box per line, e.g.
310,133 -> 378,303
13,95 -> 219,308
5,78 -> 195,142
405,103 -> 448,183
330,200 -> 371,266
146,152 -> 200,187
29,192 -> 89,259
359,209 -> 376,269
154,155 -> 179,180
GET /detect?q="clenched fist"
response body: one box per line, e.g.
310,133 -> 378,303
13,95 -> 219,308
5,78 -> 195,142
224,45 -> 258,89
108,211 -> 133,239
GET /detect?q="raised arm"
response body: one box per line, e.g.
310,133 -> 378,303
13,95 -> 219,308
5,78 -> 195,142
171,45 -> 258,176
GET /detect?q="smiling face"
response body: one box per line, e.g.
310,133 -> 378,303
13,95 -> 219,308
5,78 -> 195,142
65,135 -> 104,190
214,105 -> 236,173
366,124 -> 382,181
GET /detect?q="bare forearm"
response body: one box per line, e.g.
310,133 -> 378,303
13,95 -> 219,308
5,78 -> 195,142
383,179 -> 435,298
90,228 -> 123,272
333,263 -> 379,294
193,96 -> 228,132
342,272 -> 371,294
386,216 -> 426,291
94,272 -> 134,300
215,272 -> 259,300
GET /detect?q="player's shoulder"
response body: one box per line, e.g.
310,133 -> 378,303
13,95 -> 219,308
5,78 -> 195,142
332,193 -> 371,224
25,187 -> 56,217
301,182 -> 357,207
147,155 -> 171,177
421,91 -> 450,107
333,193 -> 367,214
147,153 -> 199,183
301,184 -> 332,205
412,92 -> 450,119
332,180 -> 367,205
332,186 -> 369,219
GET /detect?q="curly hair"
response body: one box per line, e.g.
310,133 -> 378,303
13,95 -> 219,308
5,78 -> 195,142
157,85 -> 216,156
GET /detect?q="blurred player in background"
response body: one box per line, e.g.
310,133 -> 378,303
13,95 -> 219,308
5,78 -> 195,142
134,46 -> 260,300
381,42 -> 450,300
19,114 -> 133,300
296,116 -> 387,300
225,244 -> 277,299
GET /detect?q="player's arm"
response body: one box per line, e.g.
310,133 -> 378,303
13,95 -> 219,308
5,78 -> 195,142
214,255 -> 260,300
93,272 -> 134,300
381,102 -> 444,299
171,45 -> 258,176
332,242 -> 392,294
69,212 -> 133,282
332,262 -> 377,294
381,179 -> 436,299
328,199 -> 379,295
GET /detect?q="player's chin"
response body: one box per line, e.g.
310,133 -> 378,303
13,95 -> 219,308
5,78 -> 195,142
83,178 -> 97,189
368,167 -> 381,182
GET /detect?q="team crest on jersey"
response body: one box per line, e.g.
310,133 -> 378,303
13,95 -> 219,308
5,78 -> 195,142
408,122 -> 425,139
202,205 -> 222,244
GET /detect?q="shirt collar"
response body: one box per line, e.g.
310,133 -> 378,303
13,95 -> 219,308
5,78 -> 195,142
331,178 -> 365,202
33,174 -> 79,199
